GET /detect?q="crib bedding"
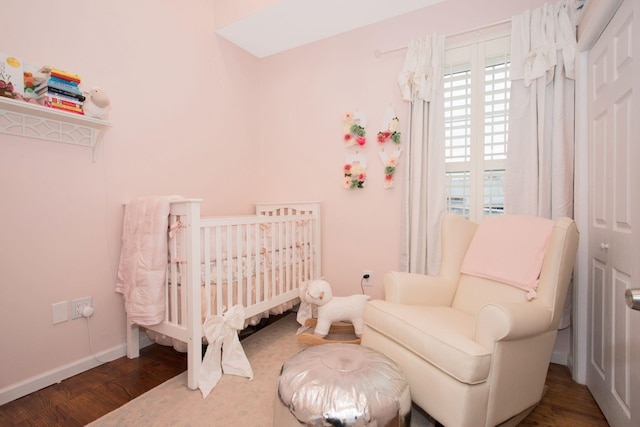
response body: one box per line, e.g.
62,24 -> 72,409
149,249 -> 310,351
166,263 -> 307,325
123,199 -> 321,391
195,244 -> 312,284
116,195 -> 179,326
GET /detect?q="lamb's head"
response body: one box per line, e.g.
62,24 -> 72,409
303,280 -> 334,306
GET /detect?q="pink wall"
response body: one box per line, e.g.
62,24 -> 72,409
0,0 -> 549,398
0,0 -> 260,392
254,0 -> 549,297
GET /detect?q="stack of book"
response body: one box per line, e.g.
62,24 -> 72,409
34,66 -> 85,115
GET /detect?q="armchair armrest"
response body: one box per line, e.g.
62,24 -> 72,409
383,271 -> 457,306
474,302 -> 553,349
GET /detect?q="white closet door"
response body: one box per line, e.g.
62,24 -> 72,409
586,0 -> 640,425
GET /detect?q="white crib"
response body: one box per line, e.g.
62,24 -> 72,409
125,199 -> 321,390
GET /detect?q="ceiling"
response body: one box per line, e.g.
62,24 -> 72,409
215,0 -> 445,58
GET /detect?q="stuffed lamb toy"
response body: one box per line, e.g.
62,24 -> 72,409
302,279 -> 371,337
83,87 -> 111,119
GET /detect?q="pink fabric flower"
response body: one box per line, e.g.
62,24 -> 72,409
356,136 -> 366,147
377,131 -> 391,144
343,164 -> 352,174
387,157 -> 399,167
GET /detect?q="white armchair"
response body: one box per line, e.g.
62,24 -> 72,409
361,213 -> 579,427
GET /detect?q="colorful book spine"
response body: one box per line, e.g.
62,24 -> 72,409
50,69 -> 81,84
41,86 -> 86,102
44,102 -> 84,115
35,81 -> 84,98
49,75 -> 80,87
45,94 -> 83,109
40,66 -> 82,84
47,87 -> 86,102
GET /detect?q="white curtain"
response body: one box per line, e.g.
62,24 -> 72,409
506,0 -> 577,328
505,0 -> 577,219
398,35 -> 446,275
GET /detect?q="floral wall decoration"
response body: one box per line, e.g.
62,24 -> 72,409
343,153 -> 368,189
378,105 -> 402,189
342,110 -> 368,190
343,111 -> 367,147
379,150 -> 401,189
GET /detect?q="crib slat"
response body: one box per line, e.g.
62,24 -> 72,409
236,223 -> 244,310
215,227 -> 223,316
253,224 -> 258,306
226,224 -> 233,312
245,223 -> 253,306
287,220 -> 293,293
202,227 -> 211,317
271,223 -> 278,300
288,220 -> 294,292
307,212 -> 314,280
168,214 -> 179,325
264,223 -> 271,306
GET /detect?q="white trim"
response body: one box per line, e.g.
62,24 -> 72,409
551,327 -> 571,365
572,50 -> 590,385
0,335 -> 154,406
577,0 -> 623,51
551,351 -> 569,365
572,0 -> 623,386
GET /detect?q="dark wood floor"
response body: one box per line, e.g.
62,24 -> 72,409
0,344 -> 187,427
0,345 -> 609,427
520,363 -> 609,426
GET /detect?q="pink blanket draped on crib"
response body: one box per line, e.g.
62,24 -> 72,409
116,195 -> 180,326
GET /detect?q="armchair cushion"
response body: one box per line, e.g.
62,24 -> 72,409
460,215 -> 554,297
364,300 -> 491,384
383,271 -> 457,306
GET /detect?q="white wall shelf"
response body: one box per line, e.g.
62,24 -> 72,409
0,96 -> 111,161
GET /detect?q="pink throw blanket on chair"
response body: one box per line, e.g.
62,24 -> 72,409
460,215 -> 554,299
116,195 -> 179,326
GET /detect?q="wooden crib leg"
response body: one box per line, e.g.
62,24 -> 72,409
127,321 -> 140,359
186,336 -> 202,390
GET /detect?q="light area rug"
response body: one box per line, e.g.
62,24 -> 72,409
89,313 -> 433,426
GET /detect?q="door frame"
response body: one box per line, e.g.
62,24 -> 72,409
572,0 -> 624,385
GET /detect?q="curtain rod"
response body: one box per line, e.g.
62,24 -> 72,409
373,18 -> 511,58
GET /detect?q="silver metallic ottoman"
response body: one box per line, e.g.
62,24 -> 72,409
274,343 -> 411,426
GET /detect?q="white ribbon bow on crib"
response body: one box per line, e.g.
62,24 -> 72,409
199,305 -> 254,398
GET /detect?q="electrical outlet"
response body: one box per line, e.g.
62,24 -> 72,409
362,270 -> 373,286
71,297 -> 93,320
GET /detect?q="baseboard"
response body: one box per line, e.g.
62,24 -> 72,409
551,349 -> 569,365
551,327 -> 571,365
0,334 -> 154,406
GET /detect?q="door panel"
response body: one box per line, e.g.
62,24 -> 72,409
586,0 -> 639,425
592,260 -> 606,375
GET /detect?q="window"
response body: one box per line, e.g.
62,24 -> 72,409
443,35 -> 510,222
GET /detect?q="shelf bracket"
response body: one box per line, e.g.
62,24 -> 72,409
0,96 -> 111,161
